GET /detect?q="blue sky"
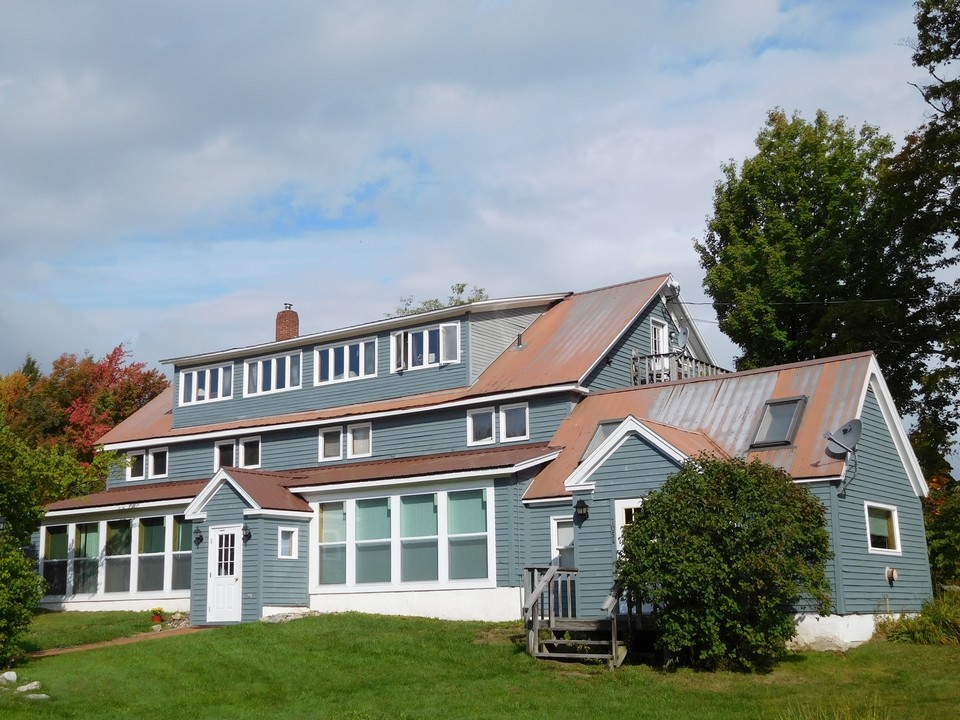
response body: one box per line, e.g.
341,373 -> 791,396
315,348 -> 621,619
0,0 -> 938,380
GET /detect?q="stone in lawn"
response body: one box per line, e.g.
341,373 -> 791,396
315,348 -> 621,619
0,671 -> 16,685
16,681 -> 42,693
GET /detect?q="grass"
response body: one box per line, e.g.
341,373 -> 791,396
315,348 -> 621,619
2,612 -> 959,719
19,610 -> 158,653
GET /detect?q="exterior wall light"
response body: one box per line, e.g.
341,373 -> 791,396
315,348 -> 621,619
574,499 -> 590,520
193,527 -> 204,546
242,524 -> 252,543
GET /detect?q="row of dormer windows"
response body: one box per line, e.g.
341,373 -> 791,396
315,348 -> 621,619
179,322 -> 462,407
125,401 -> 530,483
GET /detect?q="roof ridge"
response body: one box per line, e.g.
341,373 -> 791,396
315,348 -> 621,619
569,274 -> 670,297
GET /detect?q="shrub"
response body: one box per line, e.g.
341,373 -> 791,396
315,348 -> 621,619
0,540 -> 45,667
616,455 -> 832,672
874,588 -> 960,645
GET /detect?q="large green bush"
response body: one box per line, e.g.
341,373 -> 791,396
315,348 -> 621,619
0,540 -> 45,667
617,455 -> 832,672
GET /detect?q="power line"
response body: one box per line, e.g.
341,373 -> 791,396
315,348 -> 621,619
684,293 -> 960,308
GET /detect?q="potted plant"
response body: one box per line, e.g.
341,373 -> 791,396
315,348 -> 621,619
150,608 -> 164,623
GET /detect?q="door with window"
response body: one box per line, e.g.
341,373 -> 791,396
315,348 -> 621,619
207,525 -> 243,622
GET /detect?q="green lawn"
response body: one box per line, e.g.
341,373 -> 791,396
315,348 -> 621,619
2,613 -> 959,719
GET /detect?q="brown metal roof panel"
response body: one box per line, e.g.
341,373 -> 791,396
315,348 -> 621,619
223,468 -> 312,513
46,479 -> 209,513
97,387 -> 175,445
472,276 -> 669,393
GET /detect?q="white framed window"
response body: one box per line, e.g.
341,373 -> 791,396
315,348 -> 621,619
314,486 -> 493,589
500,403 -> 529,442
550,516 -> 575,569
41,525 -> 69,595
239,437 -> 261,469
390,322 -> 460,372
651,319 -> 669,355
319,428 -> 343,461
127,451 -> 146,481
137,517 -> 165,591
316,338 -> 377,384
148,448 -> 169,479
347,423 -> 372,458
214,441 -> 236,471
278,527 -> 299,559
467,408 -> 495,446
752,396 -> 807,448
244,351 -> 302,396
172,515 -> 193,590
105,519 -> 132,593
865,502 -> 901,555
180,364 -> 233,405
614,498 -> 644,552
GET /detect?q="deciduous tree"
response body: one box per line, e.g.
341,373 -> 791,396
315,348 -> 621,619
391,283 -> 489,316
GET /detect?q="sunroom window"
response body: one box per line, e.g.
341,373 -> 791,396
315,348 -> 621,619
42,526 -> 68,596
137,517 -> 165,591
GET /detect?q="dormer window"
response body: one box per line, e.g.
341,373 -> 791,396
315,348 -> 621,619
181,364 -> 233,405
316,339 -> 377,384
751,396 -> 806,448
244,351 -> 302,396
390,322 -> 460,372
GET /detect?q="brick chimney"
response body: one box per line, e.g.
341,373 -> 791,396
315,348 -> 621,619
276,303 -> 299,341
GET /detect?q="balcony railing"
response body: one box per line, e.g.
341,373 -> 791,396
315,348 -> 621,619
631,351 -> 728,386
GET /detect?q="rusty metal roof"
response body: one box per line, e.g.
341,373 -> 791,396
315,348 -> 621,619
220,468 -> 313,513
98,276 -> 672,448
470,275 -> 671,393
525,353 -> 878,500
46,479 -> 209,513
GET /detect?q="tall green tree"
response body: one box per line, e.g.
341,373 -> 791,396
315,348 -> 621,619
696,109 -> 958,476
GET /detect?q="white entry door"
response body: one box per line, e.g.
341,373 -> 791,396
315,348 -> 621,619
207,525 -> 243,623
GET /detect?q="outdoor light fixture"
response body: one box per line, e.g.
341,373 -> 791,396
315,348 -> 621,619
193,527 -> 203,546
574,499 -> 590,520
242,524 -> 252,543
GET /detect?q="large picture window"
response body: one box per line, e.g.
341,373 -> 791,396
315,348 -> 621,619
244,351 -> 302,396
180,364 -> 233,405
315,487 -> 492,589
316,339 -> 377,384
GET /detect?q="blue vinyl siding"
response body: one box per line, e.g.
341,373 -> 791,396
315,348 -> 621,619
584,301 -> 673,391
573,434 -> 682,619
190,483 -> 260,623
172,315 -> 474,429
469,307 -> 547,383
254,518 -> 310,608
831,386 -> 932,613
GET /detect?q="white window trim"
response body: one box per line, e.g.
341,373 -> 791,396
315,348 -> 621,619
179,363 -> 234,406
214,440 -> 236,471
550,515 -> 575,568
466,408 -> 496,446
614,498 -> 644,553
314,337 -> 378,385
148,447 -> 169,480
346,423 -> 373,459
864,501 -> 902,556
278,527 -> 299,559
127,451 -> 146,481
651,318 -> 668,355
389,322 -> 461,373
239,436 -> 262,469
243,350 -> 303,397
319,427 -> 343,462
499,403 -> 529,443
309,483 -> 495,591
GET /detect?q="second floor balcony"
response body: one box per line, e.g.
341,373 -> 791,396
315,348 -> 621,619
631,350 -> 728,385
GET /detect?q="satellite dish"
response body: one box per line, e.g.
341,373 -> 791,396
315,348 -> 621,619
675,326 -> 689,350
824,419 -> 862,458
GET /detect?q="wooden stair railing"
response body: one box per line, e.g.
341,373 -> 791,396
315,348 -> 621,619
523,566 -> 627,669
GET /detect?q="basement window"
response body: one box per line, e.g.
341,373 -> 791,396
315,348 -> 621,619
751,396 -> 806,448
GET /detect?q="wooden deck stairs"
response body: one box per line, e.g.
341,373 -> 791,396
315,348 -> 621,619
522,566 -> 628,669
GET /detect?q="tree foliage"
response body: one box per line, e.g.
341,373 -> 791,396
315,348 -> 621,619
696,108 -> 959,478
925,481 -> 960,588
616,456 -> 832,672
0,413 -> 113,666
0,344 -> 168,465
391,283 -> 489,316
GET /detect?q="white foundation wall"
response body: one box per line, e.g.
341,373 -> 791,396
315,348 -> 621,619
39,596 -> 191,614
309,587 -> 524,621
788,613 -> 878,652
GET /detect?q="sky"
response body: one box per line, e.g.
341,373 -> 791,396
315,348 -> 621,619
0,0 -> 937,379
